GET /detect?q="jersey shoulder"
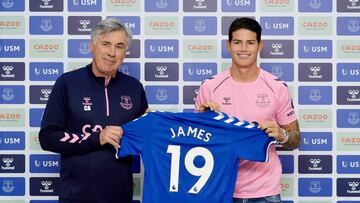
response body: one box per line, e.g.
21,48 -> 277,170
259,69 -> 289,93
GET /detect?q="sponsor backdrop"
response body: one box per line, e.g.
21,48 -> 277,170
0,0 -> 359,202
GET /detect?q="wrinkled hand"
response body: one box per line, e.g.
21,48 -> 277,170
259,121 -> 285,143
99,126 -> 123,149
197,101 -> 221,112
145,108 -> 151,113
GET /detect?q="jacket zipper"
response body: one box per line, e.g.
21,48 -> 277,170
104,77 -> 111,117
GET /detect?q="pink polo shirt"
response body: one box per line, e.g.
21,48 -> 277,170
195,68 -> 297,198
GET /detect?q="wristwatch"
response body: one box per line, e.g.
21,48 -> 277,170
279,129 -> 289,144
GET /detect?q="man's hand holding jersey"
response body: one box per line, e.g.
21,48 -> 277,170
100,126 -> 123,149
100,108 -> 151,149
197,101 -> 300,149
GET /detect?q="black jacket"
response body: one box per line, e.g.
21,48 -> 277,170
39,64 -> 148,203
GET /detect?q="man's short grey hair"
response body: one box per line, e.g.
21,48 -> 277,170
90,18 -> 133,49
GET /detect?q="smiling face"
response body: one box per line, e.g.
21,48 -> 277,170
227,28 -> 263,70
90,30 -> 128,78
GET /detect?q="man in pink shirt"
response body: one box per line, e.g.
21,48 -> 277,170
195,17 -> 301,203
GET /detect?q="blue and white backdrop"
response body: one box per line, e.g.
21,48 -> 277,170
0,0 -> 359,202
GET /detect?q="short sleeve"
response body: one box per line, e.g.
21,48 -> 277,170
276,84 -> 297,126
231,125 -> 275,162
116,113 -> 153,158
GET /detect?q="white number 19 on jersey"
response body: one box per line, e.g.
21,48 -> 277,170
166,145 -> 214,194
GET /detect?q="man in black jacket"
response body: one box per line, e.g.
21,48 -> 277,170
39,18 -> 148,203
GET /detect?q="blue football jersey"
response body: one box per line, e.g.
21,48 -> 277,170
116,111 -> 276,203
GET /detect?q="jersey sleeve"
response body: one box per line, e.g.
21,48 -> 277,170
230,122 -> 276,162
116,113 -> 153,159
275,84 -> 297,126
195,81 -> 211,111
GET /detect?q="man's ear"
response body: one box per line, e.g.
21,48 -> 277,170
89,41 -> 94,52
259,40 -> 264,52
226,40 -> 231,52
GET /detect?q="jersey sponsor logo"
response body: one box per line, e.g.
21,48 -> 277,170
29,39 -> 63,58
29,62 -> 63,81
183,0 -> 217,12
299,17 -> 332,36
30,154 -> 60,173
299,40 -> 332,58
0,108 -> 25,127
337,86 -> 360,105
0,62 -> 25,81
145,0 -> 179,12
30,177 -> 59,196
260,16 -> 294,35
29,0 -> 63,11
298,63 -> 332,82
183,62 -> 217,81
337,63 -> 360,82
337,0 -> 360,12
29,85 -> 53,104
145,39 -> 179,58
68,16 -> 101,35
145,16 -> 178,35
337,178 -> 360,197
120,95 -> 133,110
0,131 -> 25,150
0,154 -> 25,173
298,155 -> 332,174
222,0 -> 255,12
0,177 -> 25,196
0,39 -> 25,58
183,39 -> 217,58
299,132 -> 332,151
299,109 -> 332,128
82,97 -> 92,111
260,40 -> 294,59
298,178 -> 332,196
222,96 -> 232,105
145,62 -> 179,81
337,155 -> 360,174
68,0 -> 101,12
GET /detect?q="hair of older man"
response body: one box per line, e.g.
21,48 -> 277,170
90,18 -> 133,49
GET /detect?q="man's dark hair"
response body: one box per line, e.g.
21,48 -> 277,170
228,17 -> 262,42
